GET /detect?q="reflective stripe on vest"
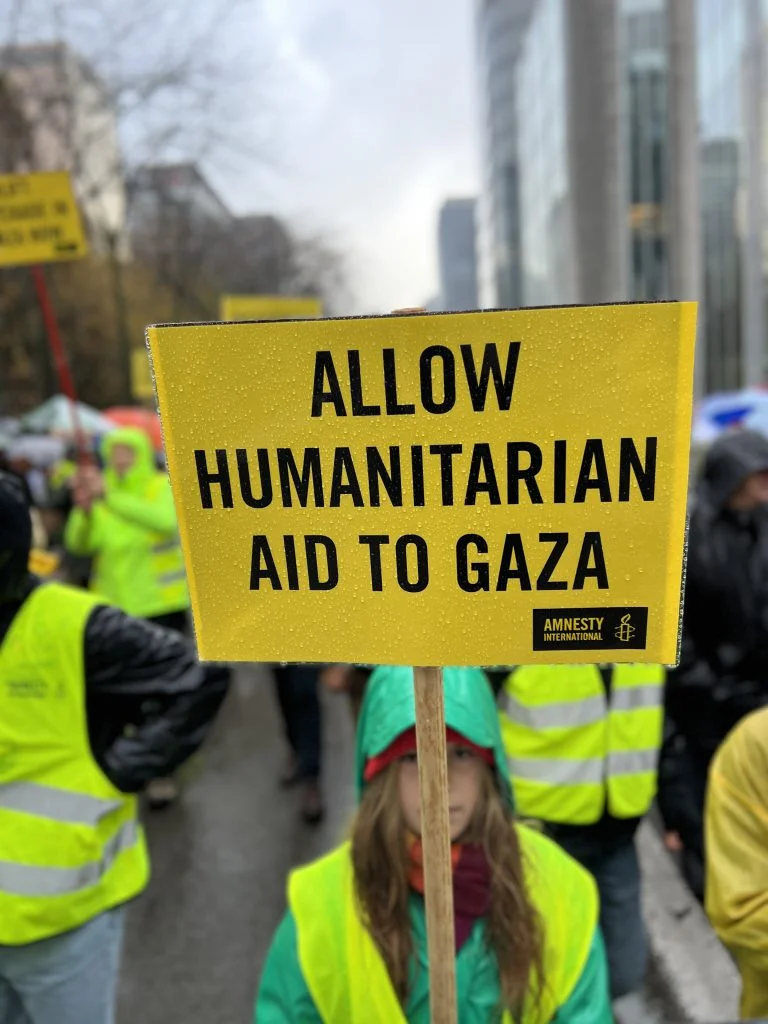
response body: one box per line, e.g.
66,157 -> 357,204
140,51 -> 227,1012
150,533 -> 187,601
503,693 -> 606,730
501,664 -> 664,823
0,583 -> 149,944
0,782 -> 122,825
509,748 -> 659,787
0,820 -> 138,897
288,826 -> 598,1023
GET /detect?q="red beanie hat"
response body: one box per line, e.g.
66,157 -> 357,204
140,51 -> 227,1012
363,726 -> 495,782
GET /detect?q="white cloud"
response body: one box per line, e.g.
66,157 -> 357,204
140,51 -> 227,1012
212,0 -> 481,313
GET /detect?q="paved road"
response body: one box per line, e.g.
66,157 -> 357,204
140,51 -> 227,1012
117,664 -> 669,1023
118,664 -> 355,1024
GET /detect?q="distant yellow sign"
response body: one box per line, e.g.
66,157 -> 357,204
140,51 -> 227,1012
148,303 -> 696,666
28,548 -> 60,578
219,294 -> 322,321
0,172 -> 88,266
131,348 -> 155,401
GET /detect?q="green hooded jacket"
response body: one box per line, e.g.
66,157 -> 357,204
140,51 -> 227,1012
256,666 -> 613,1023
64,427 -> 189,618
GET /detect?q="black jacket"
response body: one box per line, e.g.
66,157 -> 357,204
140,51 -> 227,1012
0,472 -> 229,793
666,431 -> 768,757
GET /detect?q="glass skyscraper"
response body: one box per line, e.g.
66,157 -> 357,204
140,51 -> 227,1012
476,0 -> 768,391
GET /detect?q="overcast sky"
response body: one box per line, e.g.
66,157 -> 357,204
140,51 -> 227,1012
214,0 -> 481,313
5,0 -> 481,313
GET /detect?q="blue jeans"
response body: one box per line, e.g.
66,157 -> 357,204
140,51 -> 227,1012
555,836 -> 647,999
0,907 -> 124,1024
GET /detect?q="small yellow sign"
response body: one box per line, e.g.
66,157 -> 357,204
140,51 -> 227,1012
0,172 -> 88,266
131,348 -> 155,401
28,548 -> 60,578
220,294 -> 322,322
148,303 -> 696,666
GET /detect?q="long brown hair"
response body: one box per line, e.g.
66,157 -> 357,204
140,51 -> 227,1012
350,762 -> 544,1018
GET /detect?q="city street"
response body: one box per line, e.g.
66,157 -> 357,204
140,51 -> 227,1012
115,665 -> 676,1024
117,665 -> 355,1024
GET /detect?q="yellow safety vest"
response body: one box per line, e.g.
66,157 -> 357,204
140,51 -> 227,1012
0,583 -> 149,944
500,664 -> 664,824
288,825 -> 598,1023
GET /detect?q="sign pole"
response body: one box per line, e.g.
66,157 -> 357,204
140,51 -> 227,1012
30,263 -> 90,463
413,666 -> 458,1024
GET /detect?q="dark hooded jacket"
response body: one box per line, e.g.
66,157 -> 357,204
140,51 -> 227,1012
666,431 -> 768,751
0,472 -> 228,792
659,432 -> 768,893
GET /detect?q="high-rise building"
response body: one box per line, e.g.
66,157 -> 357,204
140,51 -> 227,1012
625,0 -> 668,302
695,0 -> 766,390
474,0 -> 537,309
476,0 -> 768,391
513,0 -> 626,307
0,42 -> 128,255
437,198 -> 479,310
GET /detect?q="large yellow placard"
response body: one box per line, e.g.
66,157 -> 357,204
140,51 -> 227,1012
148,303 -> 696,665
220,294 -> 322,321
0,172 -> 88,266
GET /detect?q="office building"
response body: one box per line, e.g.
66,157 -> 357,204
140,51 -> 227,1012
437,198 -> 479,310
0,42 -> 128,254
474,0 -> 537,308
477,0 -> 768,390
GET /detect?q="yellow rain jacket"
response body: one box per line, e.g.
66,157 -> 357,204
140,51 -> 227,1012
64,427 -> 188,618
706,706 -> 768,1020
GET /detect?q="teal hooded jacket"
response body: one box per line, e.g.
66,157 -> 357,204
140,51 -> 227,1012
256,667 -> 613,1023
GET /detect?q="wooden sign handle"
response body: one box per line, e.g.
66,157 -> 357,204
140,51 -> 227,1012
413,666 -> 458,1024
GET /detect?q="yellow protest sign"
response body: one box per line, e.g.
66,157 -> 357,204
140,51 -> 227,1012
131,348 -> 155,401
148,303 -> 696,665
219,294 -> 322,321
28,548 -> 60,578
0,172 -> 88,266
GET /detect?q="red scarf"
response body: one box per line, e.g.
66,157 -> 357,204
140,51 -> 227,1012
407,837 -> 491,951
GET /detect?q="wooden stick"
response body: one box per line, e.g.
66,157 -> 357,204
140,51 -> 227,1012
413,666 -> 458,1024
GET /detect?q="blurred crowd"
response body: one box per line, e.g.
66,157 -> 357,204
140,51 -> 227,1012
4,400 -> 768,1022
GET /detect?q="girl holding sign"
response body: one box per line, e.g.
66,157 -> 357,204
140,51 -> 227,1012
256,666 -> 611,1022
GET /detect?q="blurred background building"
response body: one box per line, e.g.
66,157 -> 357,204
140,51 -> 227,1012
0,42 -> 128,256
473,0 -> 768,393
437,197 -> 479,310
475,0 -> 536,310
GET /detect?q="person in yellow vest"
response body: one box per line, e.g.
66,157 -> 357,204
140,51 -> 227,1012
705,706 -> 768,1021
498,663 -> 664,1001
65,426 -> 191,808
0,472 -> 229,1024
257,665 -> 612,1023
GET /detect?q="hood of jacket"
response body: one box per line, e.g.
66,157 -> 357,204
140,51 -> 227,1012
699,430 -> 768,510
355,665 -> 514,810
0,471 -> 32,604
102,426 -> 157,493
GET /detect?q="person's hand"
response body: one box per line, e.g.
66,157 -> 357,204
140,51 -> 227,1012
664,830 -> 684,853
70,469 -> 92,512
71,466 -> 105,510
81,465 -> 105,502
321,664 -> 353,692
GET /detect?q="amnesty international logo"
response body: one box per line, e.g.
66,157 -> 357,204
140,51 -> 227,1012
532,607 -> 648,651
615,613 -> 637,644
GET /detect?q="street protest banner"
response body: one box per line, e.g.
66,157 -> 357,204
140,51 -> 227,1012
147,302 -> 696,666
0,171 -> 88,266
219,294 -> 322,321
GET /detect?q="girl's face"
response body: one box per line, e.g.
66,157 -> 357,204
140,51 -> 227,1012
398,742 -> 486,841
